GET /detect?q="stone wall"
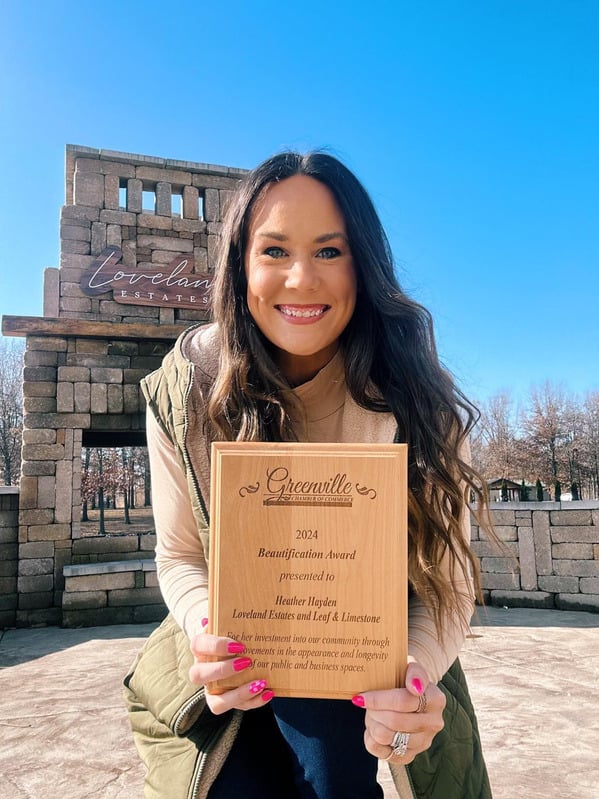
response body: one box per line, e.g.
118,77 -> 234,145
35,529 -> 161,628
70,532 -> 156,565
62,560 -> 165,627
473,501 -> 599,612
60,528 -> 161,630
0,488 -> 19,628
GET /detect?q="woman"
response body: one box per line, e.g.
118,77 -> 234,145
124,152 -> 493,798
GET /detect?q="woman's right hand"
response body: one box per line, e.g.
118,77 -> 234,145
189,630 -> 275,714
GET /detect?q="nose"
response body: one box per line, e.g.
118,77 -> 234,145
285,257 -> 320,291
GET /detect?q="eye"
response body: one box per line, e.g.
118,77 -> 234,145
316,247 -> 342,259
264,246 -> 287,259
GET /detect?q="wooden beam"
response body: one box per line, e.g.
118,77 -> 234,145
1,315 -> 196,341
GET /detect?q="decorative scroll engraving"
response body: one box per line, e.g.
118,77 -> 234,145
239,483 -> 260,498
356,484 -> 377,499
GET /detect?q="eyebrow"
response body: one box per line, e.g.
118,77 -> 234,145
256,231 -> 348,244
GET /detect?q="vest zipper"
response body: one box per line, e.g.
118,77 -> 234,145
405,765 -> 417,798
179,346 -> 224,798
172,688 -> 207,736
181,363 -> 210,528
189,724 -> 224,799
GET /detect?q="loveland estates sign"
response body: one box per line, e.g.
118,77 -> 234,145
80,247 -> 214,309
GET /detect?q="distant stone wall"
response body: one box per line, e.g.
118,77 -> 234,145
473,502 -> 599,612
0,489 -> 19,628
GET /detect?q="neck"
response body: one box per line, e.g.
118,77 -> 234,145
276,346 -> 340,387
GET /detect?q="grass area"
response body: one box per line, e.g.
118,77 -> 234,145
79,506 -> 155,537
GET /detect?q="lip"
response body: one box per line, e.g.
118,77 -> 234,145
275,304 -> 330,324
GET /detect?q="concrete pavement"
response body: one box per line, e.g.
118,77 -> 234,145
0,606 -> 597,799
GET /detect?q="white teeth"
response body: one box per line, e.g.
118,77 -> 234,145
279,306 -> 326,318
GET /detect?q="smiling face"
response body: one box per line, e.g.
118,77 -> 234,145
244,174 -> 357,386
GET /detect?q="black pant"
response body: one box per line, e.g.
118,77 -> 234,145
208,698 -> 383,799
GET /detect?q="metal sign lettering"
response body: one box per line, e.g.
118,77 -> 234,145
80,247 -> 213,309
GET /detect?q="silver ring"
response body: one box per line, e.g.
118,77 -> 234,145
389,730 -> 410,758
416,693 -> 427,713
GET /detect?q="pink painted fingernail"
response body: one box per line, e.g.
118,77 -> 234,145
411,678 -> 424,695
261,690 -> 275,702
201,617 -> 209,627
249,679 -> 267,694
351,695 -> 365,707
233,657 -> 252,672
227,642 -> 246,654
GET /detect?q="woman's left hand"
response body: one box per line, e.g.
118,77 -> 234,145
352,662 -> 446,764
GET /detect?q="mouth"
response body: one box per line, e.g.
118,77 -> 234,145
276,304 -> 330,319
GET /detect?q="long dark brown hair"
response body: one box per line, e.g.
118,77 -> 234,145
208,151 -> 489,636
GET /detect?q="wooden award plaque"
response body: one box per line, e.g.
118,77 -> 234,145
208,442 -> 408,699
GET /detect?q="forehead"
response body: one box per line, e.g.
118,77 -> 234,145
247,175 -> 347,235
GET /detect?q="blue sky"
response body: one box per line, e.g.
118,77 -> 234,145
1,0 -> 597,404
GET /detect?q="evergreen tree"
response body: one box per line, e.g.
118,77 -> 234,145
536,478 -> 544,502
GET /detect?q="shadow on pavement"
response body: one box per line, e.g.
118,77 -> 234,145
471,605 -> 599,628
0,623 -> 157,668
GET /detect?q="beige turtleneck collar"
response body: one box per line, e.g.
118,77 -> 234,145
291,351 -> 347,442
289,351 -> 398,445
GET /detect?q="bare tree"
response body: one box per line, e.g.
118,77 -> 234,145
519,382 -> 574,496
471,384 -> 599,501
81,447 -> 91,521
81,446 -> 151,531
81,447 -> 119,533
121,447 -> 132,525
471,391 -> 521,479
142,447 -> 151,506
0,339 -> 24,485
579,392 -> 599,499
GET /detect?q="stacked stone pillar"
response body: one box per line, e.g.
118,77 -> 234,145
18,336 -> 76,624
5,145 -> 247,627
